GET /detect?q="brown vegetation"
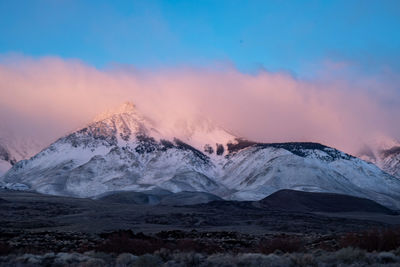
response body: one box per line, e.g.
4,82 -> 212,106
259,235 -> 304,253
340,227 -> 400,252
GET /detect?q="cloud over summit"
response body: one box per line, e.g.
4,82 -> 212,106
0,55 -> 399,154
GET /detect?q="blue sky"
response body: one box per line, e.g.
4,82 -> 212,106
0,0 -> 399,76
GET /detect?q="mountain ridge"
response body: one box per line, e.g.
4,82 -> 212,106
2,102 -> 400,210
358,137 -> 400,179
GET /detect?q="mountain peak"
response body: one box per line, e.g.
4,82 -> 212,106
120,101 -> 136,109
93,101 -> 137,122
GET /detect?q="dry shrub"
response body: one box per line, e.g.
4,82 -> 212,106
340,228 -> 400,252
377,252 -> 397,263
259,236 -> 304,254
175,239 -> 222,254
176,239 -> 203,253
115,252 -> 138,266
79,257 -> 106,267
96,231 -> 165,255
316,247 -> 367,265
167,251 -> 205,266
290,253 -> 316,267
133,254 -> 162,267
0,242 -> 11,255
96,230 -> 225,256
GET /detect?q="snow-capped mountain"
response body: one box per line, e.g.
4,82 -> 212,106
2,102 -> 400,210
378,147 -> 400,178
222,142 -> 400,210
1,102 -> 235,196
358,137 -> 400,179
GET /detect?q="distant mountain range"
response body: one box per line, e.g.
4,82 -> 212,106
1,102 -> 400,210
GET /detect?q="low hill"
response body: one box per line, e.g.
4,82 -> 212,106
259,189 -> 396,215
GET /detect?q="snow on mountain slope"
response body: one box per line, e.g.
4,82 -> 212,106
2,102 -> 400,210
222,142 -> 400,209
92,102 -> 236,154
1,102 -> 233,197
358,137 -> 400,179
379,147 -> 400,178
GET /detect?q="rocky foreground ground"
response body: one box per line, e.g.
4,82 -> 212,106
1,190 -> 400,266
1,228 -> 400,266
1,248 -> 400,267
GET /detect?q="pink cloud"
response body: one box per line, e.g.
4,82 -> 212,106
0,55 -> 399,154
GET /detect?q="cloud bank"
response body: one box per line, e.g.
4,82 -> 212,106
0,55 -> 399,154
